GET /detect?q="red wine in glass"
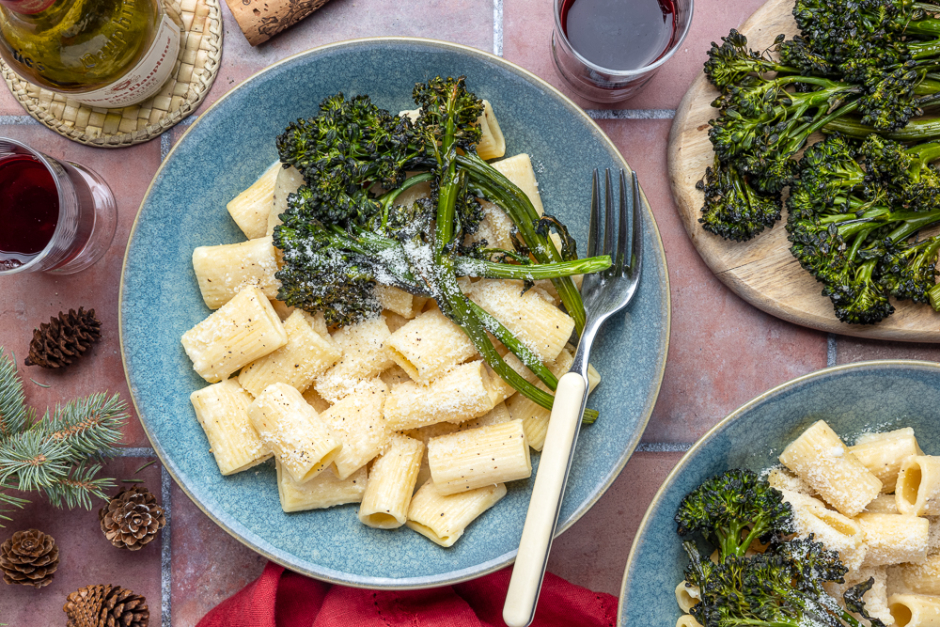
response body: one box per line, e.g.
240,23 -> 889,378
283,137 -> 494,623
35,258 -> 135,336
0,138 -> 116,275
560,0 -> 678,71
0,154 -> 60,270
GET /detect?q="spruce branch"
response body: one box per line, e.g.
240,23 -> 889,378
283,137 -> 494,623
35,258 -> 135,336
0,430 -> 71,490
0,348 -> 32,438
43,461 -> 114,509
37,393 -> 126,459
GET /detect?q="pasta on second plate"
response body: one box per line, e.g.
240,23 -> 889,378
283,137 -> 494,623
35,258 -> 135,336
674,420 -> 940,627
180,101 -> 602,548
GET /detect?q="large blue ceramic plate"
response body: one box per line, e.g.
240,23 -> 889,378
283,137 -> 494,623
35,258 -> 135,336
619,360 -> 940,625
120,38 -> 670,588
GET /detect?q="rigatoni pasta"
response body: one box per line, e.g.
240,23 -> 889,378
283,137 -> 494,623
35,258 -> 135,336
385,308 -> 478,385
406,480 -> 507,547
190,378 -> 271,475
276,460 -> 367,513
238,310 -> 341,397
314,316 -> 395,403
247,382 -> 341,484
181,286 -> 288,383
467,279 -> 574,363
383,360 -> 501,430
427,419 -> 531,495
193,236 -> 281,309
358,433 -> 424,529
317,379 -> 390,479
850,428 -> 922,492
778,419 -> 882,517
227,162 -> 279,240
897,456 -> 940,516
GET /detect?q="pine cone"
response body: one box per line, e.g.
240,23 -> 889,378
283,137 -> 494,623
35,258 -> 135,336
25,307 -> 101,369
0,529 -> 59,588
64,584 -> 149,627
99,486 -> 165,551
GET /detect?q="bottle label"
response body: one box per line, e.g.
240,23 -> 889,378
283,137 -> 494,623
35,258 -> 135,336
70,15 -> 181,108
0,0 -> 57,15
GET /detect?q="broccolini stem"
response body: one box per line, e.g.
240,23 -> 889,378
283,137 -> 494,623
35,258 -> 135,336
825,116 -> 940,141
453,256 -> 611,280
379,172 -> 434,230
465,299 -> 559,390
458,154 -> 588,334
928,282 -> 940,311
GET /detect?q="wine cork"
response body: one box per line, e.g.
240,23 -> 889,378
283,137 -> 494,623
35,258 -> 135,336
224,0 -> 330,46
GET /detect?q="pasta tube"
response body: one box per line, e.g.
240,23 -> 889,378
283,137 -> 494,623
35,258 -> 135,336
674,581 -> 701,613
189,378 -> 271,475
895,554 -> 940,596
475,100 -> 506,160
317,379 -> 390,479
181,286 -> 288,383
276,460 -> 367,513
238,310 -> 341,397
267,165 -> 304,236
898,456 -> 940,516
406,480 -> 506,547
192,236 -> 282,309
468,279 -> 574,363
375,285 -> 415,319
490,153 -> 544,216
386,308 -> 479,385
676,616 -> 703,627
226,161 -> 279,240
780,488 -> 867,571
314,316 -> 395,403
856,513 -> 929,567
358,433 -> 424,529
778,420 -> 882,517
850,428 -> 923,492
383,361 -> 502,430
889,594 -> 940,627
247,383 -> 341,484
428,419 -> 531,495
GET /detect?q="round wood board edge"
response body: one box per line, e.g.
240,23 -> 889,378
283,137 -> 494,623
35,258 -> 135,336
667,0 -> 940,342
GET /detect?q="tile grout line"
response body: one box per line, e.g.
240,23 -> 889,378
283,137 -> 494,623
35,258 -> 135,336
827,333 -> 837,367
636,442 -> 691,452
492,0 -> 503,57
117,446 -> 157,457
0,115 -> 39,125
158,137 -> 174,627
161,466 -> 172,627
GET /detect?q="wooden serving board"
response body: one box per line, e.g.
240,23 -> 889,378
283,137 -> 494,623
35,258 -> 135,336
668,0 -> 940,341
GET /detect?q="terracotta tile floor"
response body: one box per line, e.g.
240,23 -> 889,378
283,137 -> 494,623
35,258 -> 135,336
0,0 -> 925,624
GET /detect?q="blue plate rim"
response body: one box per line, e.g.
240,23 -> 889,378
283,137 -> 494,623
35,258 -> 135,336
119,36 -> 672,588
616,358 -> 940,624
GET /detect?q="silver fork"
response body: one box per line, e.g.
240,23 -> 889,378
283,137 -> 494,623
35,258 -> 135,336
503,169 -> 645,627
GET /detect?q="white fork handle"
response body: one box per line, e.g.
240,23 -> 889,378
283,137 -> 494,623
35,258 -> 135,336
503,372 -> 587,627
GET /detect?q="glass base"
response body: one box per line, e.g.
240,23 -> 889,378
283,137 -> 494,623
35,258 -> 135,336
49,163 -> 117,275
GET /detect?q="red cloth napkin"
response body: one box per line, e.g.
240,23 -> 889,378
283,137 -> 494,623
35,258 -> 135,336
197,562 -> 618,627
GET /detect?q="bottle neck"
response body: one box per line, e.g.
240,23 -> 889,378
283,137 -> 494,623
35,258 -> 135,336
0,0 -> 57,15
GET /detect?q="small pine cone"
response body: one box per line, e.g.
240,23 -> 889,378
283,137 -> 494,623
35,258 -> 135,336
25,307 -> 101,369
64,584 -> 150,627
0,529 -> 59,588
99,486 -> 166,551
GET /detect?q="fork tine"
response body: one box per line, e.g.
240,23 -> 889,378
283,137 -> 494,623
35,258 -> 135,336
616,169 -> 628,275
630,171 -> 644,276
587,169 -> 600,258
603,169 -> 614,257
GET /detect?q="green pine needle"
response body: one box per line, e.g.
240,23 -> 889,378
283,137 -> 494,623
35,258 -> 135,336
37,393 -> 127,459
43,462 -> 115,510
0,348 -> 32,438
0,345 -> 128,525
